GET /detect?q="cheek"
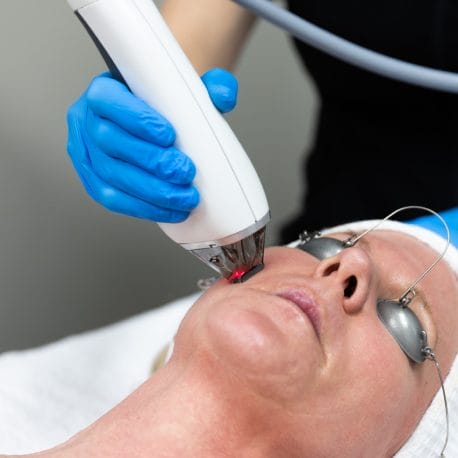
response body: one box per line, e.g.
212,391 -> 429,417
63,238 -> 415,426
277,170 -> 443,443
331,318 -> 417,423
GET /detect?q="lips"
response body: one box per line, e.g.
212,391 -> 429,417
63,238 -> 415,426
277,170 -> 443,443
276,289 -> 321,336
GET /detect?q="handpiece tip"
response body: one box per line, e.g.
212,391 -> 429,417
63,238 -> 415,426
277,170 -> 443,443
189,225 -> 267,281
230,263 -> 265,283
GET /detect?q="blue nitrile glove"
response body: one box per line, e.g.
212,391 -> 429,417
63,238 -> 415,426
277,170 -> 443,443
67,68 -> 238,223
407,207 -> 458,247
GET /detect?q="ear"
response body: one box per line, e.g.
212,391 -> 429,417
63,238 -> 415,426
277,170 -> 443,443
152,341 -> 174,373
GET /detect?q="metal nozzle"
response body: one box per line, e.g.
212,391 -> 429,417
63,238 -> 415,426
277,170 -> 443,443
190,226 -> 267,282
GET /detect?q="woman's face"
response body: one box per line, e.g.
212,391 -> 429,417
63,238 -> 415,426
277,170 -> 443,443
173,230 -> 458,457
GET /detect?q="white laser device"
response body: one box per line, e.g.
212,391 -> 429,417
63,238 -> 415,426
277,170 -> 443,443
68,0 -> 270,281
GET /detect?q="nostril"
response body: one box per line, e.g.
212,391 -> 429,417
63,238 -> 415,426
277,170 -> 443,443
344,275 -> 357,298
323,263 -> 340,277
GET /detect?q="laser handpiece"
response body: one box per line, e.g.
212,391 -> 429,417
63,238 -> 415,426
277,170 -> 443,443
67,0 -> 270,282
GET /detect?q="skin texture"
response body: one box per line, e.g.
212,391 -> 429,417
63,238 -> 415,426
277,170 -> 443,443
13,230 -> 458,458
161,0 -> 256,73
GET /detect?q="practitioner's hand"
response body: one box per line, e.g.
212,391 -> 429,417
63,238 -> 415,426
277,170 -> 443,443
66,68 -> 238,222
407,206 -> 458,247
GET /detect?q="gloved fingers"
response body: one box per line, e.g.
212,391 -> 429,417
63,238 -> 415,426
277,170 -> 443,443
67,96 -> 91,165
201,68 -> 238,113
86,74 -> 176,147
87,112 -> 196,185
90,147 -> 200,212
79,161 -> 191,223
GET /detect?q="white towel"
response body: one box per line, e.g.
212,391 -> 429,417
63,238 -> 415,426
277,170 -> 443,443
0,293 -> 197,454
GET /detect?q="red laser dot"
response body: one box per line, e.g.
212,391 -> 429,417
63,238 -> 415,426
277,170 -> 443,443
229,269 -> 247,282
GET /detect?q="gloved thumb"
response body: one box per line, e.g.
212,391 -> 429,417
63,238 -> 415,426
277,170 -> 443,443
201,68 -> 238,113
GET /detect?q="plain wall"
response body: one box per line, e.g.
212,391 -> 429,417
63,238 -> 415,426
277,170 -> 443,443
0,0 -> 317,351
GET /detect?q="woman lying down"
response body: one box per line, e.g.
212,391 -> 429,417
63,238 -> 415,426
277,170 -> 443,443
0,214 -> 457,457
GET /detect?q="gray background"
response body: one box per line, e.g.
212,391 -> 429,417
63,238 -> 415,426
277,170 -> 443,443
0,0 -> 317,351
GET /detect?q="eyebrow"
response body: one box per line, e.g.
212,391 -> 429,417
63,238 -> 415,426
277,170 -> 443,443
356,236 -> 372,253
416,291 -> 432,314
412,287 -> 434,318
411,288 -> 437,346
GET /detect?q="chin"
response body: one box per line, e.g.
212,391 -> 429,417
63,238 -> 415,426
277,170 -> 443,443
201,292 -> 317,389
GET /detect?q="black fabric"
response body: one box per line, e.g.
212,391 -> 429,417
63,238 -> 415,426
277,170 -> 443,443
280,0 -> 458,243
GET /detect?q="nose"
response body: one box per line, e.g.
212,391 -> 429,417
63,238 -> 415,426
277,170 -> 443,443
313,246 -> 373,314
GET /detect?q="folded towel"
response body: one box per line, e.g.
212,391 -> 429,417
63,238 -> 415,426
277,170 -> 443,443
0,293 -> 197,454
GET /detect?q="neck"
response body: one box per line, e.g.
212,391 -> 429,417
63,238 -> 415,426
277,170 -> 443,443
50,356 -> 283,458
